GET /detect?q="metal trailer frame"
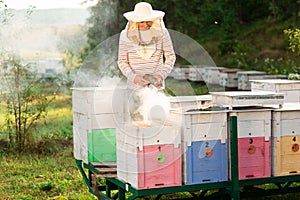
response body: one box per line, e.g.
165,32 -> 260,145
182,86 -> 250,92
76,116 -> 300,200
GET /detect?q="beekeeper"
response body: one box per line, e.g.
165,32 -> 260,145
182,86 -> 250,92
118,2 -> 176,90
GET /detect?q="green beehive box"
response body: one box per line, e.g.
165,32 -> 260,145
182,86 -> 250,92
88,128 -> 116,162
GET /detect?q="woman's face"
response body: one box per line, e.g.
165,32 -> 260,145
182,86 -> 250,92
137,21 -> 153,31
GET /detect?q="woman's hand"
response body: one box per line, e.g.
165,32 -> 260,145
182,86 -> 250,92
152,75 -> 163,87
133,75 -> 150,87
143,74 -> 163,87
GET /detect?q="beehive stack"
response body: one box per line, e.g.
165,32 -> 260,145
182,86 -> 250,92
251,79 -> 300,103
210,91 -> 285,180
219,68 -> 243,88
188,66 -> 206,82
204,66 -> 226,85
229,108 -> 272,179
169,108 -> 228,184
116,121 -> 182,189
272,103 -> 300,176
72,86 -> 128,163
237,70 -> 266,90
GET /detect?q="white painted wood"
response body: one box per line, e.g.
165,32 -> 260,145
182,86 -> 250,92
117,123 -> 181,150
230,109 -> 272,140
272,103 -> 300,139
188,67 -> 206,82
210,91 -> 284,109
168,95 -> 212,110
169,110 -> 228,146
237,71 -> 266,90
219,68 -> 242,88
251,79 -> 300,103
204,66 -> 226,85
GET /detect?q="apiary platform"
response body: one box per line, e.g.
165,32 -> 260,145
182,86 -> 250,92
76,116 -> 300,200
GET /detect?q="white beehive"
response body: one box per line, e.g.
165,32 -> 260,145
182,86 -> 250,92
188,66 -> 206,82
229,108 -> 272,179
251,79 -> 300,103
263,74 -> 288,79
170,109 -> 227,146
229,108 -> 272,139
72,86 -> 128,163
219,68 -> 243,88
117,122 -> 181,150
204,66 -> 226,85
237,70 -> 266,90
168,95 -> 212,111
210,91 -> 284,109
272,103 -> 300,176
173,65 -> 190,80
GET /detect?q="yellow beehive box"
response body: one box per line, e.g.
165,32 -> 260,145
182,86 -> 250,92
272,103 -> 300,176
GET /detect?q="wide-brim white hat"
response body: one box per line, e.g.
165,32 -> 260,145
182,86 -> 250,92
123,2 -> 165,22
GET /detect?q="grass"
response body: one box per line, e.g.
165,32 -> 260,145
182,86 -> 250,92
165,78 -> 209,96
0,147 -> 96,200
0,93 -> 96,200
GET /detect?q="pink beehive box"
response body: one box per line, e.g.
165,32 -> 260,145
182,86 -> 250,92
116,122 -> 182,189
229,108 -> 272,179
117,143 -> 182,189
137,144 -> 181,189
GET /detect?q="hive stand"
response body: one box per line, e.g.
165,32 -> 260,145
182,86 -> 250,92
76,116 -> 300,200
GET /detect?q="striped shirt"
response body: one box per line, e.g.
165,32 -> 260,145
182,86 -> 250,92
118,28 -> 176,89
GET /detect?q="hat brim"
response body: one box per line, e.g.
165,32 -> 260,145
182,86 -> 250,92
123,10 -> 165,22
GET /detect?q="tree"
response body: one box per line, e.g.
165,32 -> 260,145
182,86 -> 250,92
86,0 -> 119,50
0,55 -> 58,152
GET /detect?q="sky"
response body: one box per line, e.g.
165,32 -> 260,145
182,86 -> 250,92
3,0 -> 98,10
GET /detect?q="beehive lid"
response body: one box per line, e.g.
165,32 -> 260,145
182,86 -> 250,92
237,70 -> 266,75
250,79 -> 300,84
273,102 -> 300,111
210,91 -> 284,109
168,95 -> 212,103
171,105 -> 228,115
204,66 -> 226,70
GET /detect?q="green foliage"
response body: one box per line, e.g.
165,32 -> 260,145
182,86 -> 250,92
260,57 -> 299,75
86,0 -> 119,50
83,0 -> 300,72
284,28 -> 300,55
0,55 -> 60,152
288,73 -> 300,80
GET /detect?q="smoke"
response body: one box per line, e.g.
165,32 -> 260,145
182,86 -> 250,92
134,85 -> 170,123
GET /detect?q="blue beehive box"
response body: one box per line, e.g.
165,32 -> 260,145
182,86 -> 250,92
186,140 -> 228,184
169,108 -> 228,185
